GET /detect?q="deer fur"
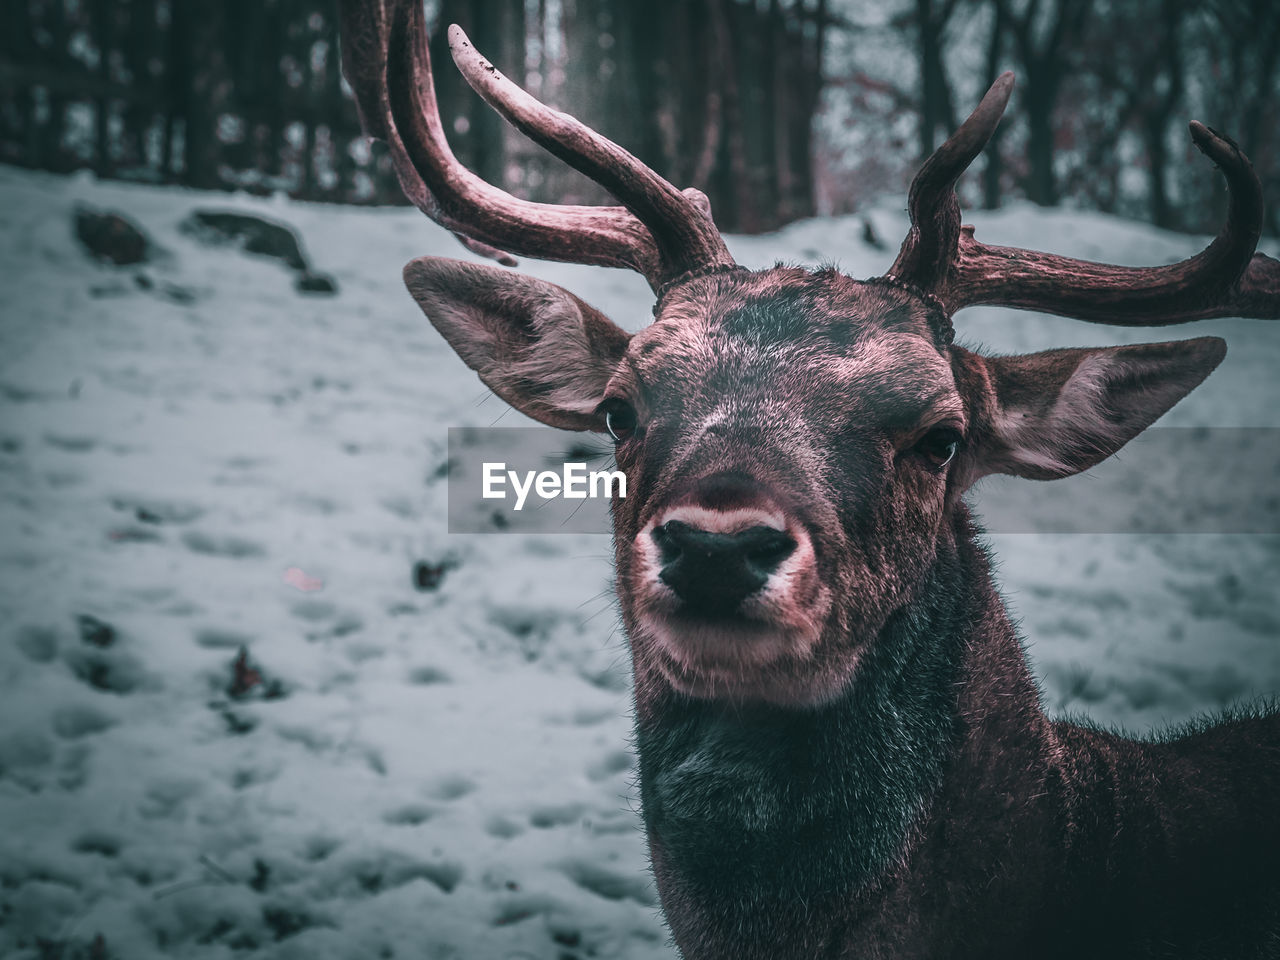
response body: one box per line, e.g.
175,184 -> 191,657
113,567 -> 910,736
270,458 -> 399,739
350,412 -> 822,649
404,258 -> 1280,959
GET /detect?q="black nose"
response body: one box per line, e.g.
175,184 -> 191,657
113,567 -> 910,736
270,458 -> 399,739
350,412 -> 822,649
652,521 -> 796,615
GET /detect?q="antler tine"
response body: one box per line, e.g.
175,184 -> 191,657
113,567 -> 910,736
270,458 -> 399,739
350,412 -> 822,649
887,73 -> 1280,323
340,0 -> 735,292
945,123 -> 1279,324
344,0 -> 656,278
340,0 -> 535,267
446,25 -> 735,283
889,72 -> 1015,292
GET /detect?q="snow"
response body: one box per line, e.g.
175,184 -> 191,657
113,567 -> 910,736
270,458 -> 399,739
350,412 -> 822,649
1,164 -> 1278,959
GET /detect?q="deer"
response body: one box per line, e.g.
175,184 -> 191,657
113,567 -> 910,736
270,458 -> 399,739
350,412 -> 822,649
339,2 -> 1280,957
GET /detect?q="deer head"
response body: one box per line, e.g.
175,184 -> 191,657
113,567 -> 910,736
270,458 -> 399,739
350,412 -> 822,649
341,0 -> 1279,710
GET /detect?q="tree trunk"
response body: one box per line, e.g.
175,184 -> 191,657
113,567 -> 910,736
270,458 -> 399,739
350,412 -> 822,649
792,0 -> 826,221
915,0 -> 959,163
1000,0 -> 1089,208
118,0 -> 148,168
6,0 -> 39,164
1143,3 -> 1184,230
917,0 -> 940,159
41,0 -> 72,170
982,0 -> 1007,210
176,0 -> 222,189
718,0 -> 758,232
766,0 -> 788,220
1023,74 -> 1058,206
91,0 -> 112,177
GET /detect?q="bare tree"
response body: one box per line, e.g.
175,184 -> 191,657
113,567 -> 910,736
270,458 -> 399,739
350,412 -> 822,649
1070,0 -> 1188,228
909,0 -> 961,160
996,0 -> 1090,206
980,0 -> 1008,209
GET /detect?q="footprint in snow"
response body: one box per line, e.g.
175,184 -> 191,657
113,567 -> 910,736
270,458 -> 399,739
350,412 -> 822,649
484,815 -> 525,839
585,749 -> 633,782
230,763 -> 280,790
43,432 -> 96,453
110,495 -> 204,525
340,852 -> 464,896
51,703 -> 116,739
490,892 -> 560,927
14,624 -> 59,663
560,859 -> 658,906
194,626 -> 255,650
136,777 -> 203,821
528,802 -> 586,829
407,665 -> 451,686
313,612 -> 365,641
0,728 -> 56,778
302,834 -> 342,862
106,524 -> 163,544
290,598 -> 337,622
64,647 -> 151,695
550,704 -> 615,726
181,530 -> 266,558
71,831 -> 123,857
381,803 -> 436,826
289,600 -> 366,642
426,774 -> 476,801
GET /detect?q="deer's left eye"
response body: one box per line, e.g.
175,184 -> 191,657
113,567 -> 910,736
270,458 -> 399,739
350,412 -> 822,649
914,426 -> 962,469
601,399 -> 638,443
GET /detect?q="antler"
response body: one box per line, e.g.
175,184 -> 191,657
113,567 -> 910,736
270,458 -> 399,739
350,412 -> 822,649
888,72 -> 1280,324
339,0 -> 735,292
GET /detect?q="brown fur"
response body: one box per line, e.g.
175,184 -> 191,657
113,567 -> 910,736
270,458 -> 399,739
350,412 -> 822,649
402,256 -> 1270,958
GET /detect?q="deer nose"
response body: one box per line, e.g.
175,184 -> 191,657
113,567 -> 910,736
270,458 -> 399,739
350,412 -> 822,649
652,520 -> 796,615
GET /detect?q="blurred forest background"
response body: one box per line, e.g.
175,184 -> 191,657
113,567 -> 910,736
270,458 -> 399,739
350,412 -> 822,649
0,0 -> 1277,236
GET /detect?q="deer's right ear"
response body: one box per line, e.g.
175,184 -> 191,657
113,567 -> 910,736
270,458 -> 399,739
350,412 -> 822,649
960,337 -> 1226,483
403,257 -> 632,431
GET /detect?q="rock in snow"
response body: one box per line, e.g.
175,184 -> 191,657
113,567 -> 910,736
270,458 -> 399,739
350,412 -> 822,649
74,205 -> 149,265
182,208 -> 339,295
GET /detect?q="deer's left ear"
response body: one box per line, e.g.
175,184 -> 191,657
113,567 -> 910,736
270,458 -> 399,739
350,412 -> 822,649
403,257 -> 632,431
959,337 -> 1226,483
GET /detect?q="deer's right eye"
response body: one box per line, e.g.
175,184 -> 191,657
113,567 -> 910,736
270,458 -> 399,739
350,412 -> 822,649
602,399 -> 639,443
914,426 -> 963,470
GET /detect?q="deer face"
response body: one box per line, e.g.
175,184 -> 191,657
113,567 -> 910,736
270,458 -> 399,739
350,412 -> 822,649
609,269 -> 965,706
405,257 -> 1223,707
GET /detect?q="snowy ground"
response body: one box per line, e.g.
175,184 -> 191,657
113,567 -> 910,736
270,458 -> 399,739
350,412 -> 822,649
1,164 -> 1278,959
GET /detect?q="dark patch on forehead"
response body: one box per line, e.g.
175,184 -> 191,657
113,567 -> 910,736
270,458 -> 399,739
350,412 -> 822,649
720,288 -> 813,344
636,268 -> 954,385
719,276 -> 930,351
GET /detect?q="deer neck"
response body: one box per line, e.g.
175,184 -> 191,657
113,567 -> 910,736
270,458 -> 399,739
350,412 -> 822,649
630,508 -> 1046,932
